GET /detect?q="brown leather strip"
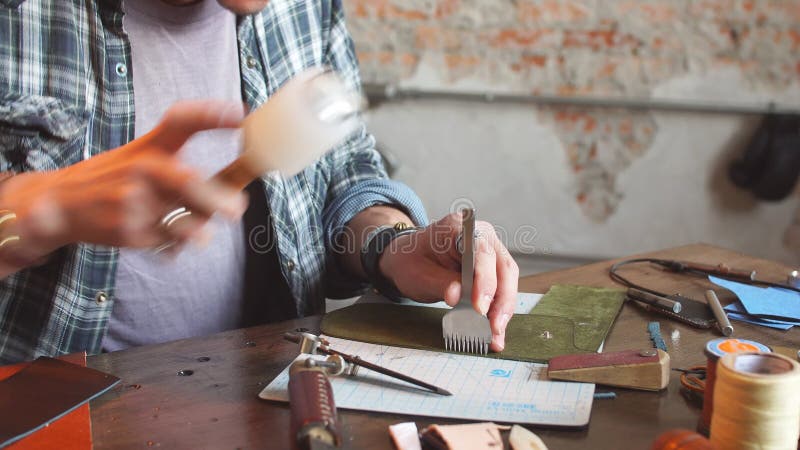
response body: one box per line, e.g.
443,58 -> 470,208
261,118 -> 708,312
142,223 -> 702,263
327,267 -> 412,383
288,368 -> 340,449
0,357 -> 119,447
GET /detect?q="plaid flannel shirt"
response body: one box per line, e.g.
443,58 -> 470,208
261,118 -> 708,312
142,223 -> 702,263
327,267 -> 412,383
0,0 -> 427,363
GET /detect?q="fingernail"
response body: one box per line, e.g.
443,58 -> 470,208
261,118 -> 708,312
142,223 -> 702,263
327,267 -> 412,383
447,282 -> 460,305
480,294 -> 492,315
493,331 -> 505,352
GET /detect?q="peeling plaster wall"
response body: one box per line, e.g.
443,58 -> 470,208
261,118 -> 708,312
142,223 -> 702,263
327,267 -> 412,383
344,0 -> 800,263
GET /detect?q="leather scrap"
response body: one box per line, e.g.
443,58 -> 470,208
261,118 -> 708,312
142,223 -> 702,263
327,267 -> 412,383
0,357 -> 120,447
420,422 -> 506,450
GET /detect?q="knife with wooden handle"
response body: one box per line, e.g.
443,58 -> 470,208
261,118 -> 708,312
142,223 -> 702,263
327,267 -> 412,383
288,359 -> 341,450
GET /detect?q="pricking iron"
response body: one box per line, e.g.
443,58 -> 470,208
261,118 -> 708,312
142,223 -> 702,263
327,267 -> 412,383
441,208 -> 492,355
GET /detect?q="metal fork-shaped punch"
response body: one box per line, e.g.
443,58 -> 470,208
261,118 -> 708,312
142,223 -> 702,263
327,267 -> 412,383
441,208 -> 492,355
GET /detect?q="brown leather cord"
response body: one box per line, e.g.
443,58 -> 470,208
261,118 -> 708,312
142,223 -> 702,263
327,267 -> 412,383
609,258 -> 800,302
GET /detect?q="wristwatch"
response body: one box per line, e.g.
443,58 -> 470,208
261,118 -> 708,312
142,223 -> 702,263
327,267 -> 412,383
360,222 -> 419,302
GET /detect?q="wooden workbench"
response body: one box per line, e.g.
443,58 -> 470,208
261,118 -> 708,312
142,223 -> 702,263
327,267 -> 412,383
88,243 -> 800,449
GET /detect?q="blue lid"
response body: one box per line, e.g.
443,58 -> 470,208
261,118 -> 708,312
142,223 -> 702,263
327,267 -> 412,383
705,338 -> 771,359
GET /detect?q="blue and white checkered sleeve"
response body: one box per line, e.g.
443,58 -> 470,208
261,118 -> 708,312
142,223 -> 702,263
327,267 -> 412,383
321,177 -> 429,298
320,1 -> 428,297
322,178 -> 429,239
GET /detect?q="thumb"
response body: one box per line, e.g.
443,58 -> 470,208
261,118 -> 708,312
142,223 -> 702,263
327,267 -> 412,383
148,100 -> 246,153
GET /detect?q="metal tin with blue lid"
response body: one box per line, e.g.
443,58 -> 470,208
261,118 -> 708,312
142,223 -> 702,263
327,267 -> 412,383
704,338 -> 771,360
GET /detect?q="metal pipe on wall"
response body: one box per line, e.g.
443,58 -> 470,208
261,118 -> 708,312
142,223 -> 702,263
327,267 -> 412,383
363,84 -> 800,115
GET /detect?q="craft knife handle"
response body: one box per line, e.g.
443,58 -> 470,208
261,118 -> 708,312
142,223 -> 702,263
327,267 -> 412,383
288,359 -> 341,450
704,289 -> 734,337
666,260 -> 756,281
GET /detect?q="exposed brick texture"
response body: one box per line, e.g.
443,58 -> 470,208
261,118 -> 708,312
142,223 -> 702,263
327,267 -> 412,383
346,0 -> 800,91
540,106 -> 657,221
344,0 -> 800,221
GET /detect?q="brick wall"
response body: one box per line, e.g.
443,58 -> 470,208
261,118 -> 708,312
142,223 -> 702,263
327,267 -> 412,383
346,0 -> 799,92
343,0 -> 800,222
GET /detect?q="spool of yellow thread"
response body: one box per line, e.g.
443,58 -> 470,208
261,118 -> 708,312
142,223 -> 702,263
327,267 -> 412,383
710,352 -> 800,449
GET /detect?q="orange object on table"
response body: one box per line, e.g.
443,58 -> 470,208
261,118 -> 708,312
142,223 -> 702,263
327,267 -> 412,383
0,353 -> 92,450
651,429 -> 715,450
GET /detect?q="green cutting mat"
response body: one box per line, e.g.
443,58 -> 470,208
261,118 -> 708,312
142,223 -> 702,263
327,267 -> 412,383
321,285 -> 625,363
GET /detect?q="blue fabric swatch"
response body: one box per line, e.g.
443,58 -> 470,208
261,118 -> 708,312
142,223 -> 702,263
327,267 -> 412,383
724,301 -> 800,325
709,276 -> 800,320
727,312 -> 794,330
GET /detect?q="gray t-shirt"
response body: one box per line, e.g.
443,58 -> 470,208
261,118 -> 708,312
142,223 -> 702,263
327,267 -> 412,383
102,0 -> 247,351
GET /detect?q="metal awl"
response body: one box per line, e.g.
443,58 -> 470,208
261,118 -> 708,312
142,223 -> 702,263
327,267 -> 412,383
284,332 -> 452,396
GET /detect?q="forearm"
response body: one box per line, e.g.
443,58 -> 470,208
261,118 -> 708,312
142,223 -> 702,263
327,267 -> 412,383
337,205 -> 412,279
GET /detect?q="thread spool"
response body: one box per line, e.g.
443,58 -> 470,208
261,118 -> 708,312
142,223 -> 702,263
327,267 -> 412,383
699,338 -> 771,435
710,352 -> 800,449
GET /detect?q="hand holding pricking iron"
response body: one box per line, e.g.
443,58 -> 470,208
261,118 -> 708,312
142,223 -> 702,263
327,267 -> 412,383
378,208 -> 519,352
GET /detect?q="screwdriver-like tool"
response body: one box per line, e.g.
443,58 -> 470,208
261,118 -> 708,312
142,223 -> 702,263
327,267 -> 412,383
284,332 -> 452,396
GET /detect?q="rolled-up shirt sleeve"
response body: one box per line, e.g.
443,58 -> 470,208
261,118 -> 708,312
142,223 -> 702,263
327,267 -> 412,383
320,1 -> 428,297
322,173 -> 429,298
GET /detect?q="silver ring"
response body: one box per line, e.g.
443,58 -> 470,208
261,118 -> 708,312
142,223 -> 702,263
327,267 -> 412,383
153,207 -> 192,253
455,229 -> 481,255
0,210 -> 20,248
160,207 -> 192,228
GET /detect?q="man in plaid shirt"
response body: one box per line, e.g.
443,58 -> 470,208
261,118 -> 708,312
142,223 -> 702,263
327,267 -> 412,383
0,0 -> 518,364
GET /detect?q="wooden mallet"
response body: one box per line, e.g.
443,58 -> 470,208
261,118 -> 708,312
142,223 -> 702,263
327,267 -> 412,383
157,67 -> 363,251
214,66 -> 363,189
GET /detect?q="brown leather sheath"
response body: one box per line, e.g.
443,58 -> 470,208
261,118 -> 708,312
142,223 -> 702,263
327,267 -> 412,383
288,367 -> 340,449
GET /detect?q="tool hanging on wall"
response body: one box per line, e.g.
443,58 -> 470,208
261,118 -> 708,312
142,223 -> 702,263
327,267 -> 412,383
729,113 -> 800,201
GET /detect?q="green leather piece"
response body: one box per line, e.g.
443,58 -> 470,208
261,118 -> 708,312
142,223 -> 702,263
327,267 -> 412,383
321,284 -> 625,363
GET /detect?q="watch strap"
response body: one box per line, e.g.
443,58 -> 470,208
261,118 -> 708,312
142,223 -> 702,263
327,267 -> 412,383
360,224 -> 418,302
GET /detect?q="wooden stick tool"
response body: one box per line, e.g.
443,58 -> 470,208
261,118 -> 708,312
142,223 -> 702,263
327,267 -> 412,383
548,349 -> 671,391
